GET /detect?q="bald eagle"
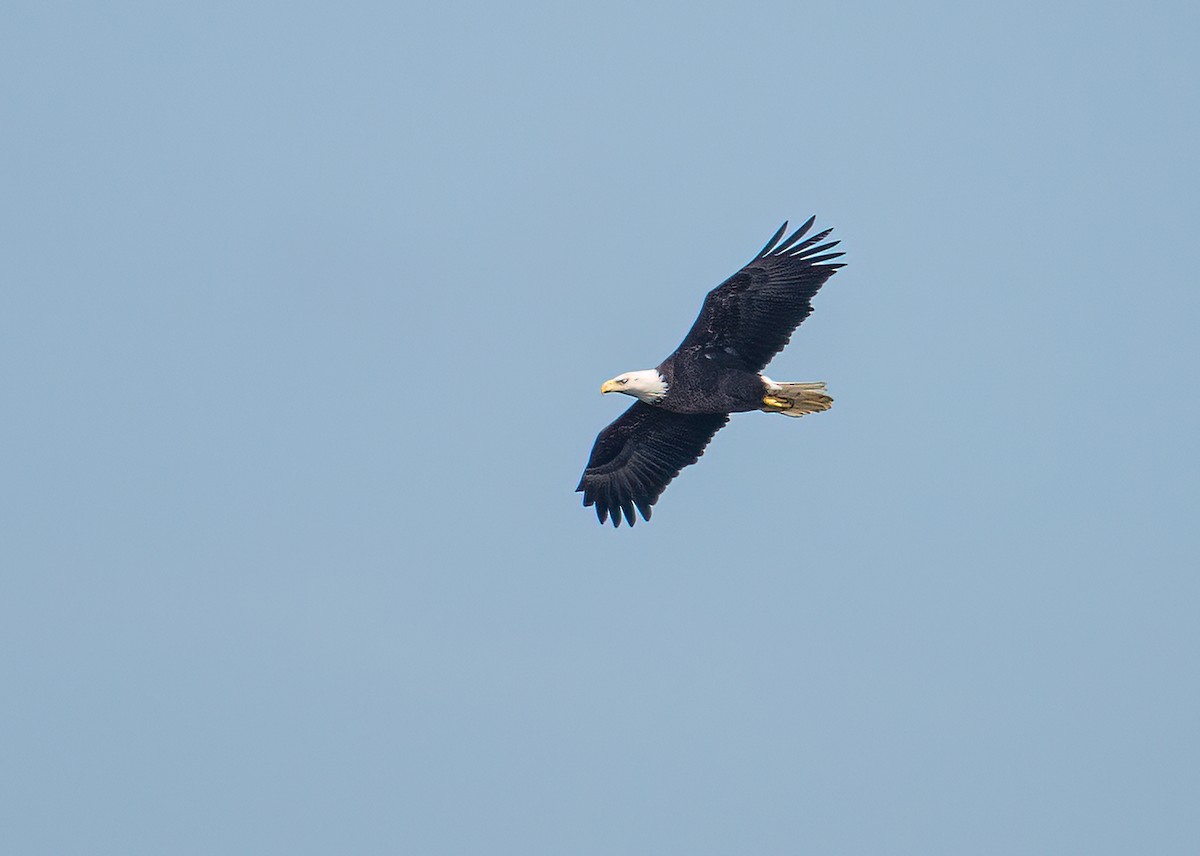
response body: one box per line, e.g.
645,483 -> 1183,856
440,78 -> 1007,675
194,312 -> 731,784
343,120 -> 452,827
577,217 -> 845,527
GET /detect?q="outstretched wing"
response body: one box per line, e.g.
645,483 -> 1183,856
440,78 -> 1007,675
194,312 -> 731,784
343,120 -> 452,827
672,217 -> 845,372
577,402 -> 729,527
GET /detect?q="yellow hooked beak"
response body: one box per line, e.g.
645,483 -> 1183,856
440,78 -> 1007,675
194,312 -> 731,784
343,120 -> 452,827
601,379 -> 621,394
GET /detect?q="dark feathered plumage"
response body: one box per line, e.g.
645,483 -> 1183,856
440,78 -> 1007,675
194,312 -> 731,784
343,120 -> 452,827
577,217 -> 845,527
577,404 -> 728,527
671,217 -> 844,373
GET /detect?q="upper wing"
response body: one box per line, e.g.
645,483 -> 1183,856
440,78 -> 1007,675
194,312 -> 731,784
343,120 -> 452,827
672,217 -> 845,372
577,402 -> 729,527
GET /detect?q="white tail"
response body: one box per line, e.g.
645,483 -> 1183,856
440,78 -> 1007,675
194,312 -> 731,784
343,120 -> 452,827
760,379 -> 833,417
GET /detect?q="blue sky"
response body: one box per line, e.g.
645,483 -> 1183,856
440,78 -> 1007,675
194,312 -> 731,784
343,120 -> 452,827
3,2 -> 1198,853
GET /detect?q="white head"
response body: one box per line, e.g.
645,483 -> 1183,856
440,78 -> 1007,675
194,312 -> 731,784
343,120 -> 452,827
600,369 -> 669,403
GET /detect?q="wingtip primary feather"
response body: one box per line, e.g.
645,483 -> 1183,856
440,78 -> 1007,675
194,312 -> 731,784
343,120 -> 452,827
582,486 -> 655,528
773,215 -> 817,254
754,222 -> 789,260
805,251 -> 846,265
782,226 -> 834,256
791,238 -> 840,259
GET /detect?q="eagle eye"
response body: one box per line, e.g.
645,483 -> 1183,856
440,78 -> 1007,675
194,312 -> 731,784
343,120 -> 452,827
618,378 -> 628,384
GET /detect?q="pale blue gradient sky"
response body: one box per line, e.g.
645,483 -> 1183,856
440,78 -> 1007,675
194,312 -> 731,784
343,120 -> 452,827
3,2 -> 1198,854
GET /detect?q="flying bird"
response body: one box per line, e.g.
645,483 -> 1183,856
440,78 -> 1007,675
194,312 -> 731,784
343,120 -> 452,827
576,217 -> 845,527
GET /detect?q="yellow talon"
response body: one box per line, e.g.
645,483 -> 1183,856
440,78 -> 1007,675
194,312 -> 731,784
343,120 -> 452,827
762,394 -> 791,410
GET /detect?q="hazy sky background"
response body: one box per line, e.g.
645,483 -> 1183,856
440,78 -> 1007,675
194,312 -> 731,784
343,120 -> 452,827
3,2 -> 1198,853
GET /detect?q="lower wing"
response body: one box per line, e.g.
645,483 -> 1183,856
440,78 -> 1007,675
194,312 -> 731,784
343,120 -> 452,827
576,402 -> 729,527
